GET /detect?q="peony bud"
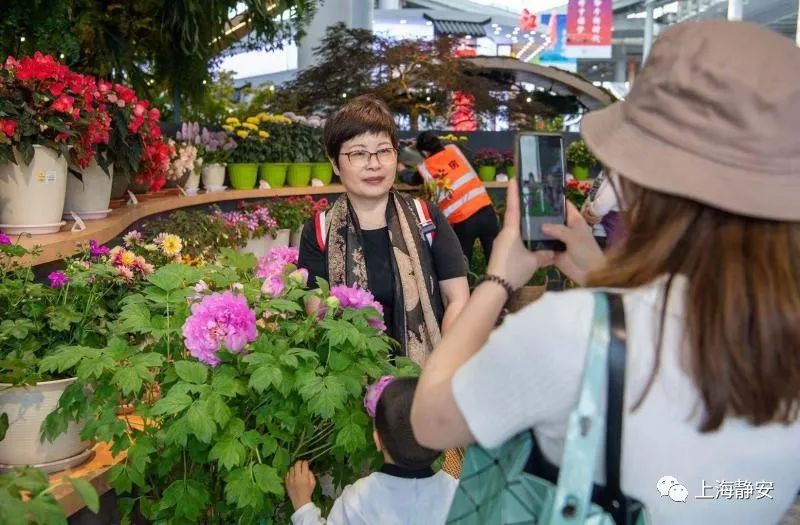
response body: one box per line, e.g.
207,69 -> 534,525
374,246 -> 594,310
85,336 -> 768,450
324,296 -> 340,310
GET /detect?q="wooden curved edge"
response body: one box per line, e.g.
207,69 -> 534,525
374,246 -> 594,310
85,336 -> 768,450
18,182 -> 508,266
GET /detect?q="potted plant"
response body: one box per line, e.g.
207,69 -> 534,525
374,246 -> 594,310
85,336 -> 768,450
566,139 -> 598,181
225,117 -> 270,190
104,83 -> 172,198
282,196 -> 329,247
287,124 -> 314,187
502,150 -> 516,178
0,236 -> 136,472
61,74 -> 117,221
196,126 -> 236,190
303,118 -> 332,185
139,208 -> 238,263
43,251 -> 404,524
221,205 -> 282,257
473,148 -> 503,182
0,53 -> 106,234
251,113 -> 293,188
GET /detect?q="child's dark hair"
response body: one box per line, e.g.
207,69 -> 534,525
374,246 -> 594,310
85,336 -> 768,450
415,131 -> 445,156
374,377 -> 441,470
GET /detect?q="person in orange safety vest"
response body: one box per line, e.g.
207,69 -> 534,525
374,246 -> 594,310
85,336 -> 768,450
416,131 -> 500,265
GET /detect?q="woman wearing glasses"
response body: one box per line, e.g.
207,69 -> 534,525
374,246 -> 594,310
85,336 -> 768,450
298,95 -> 470,365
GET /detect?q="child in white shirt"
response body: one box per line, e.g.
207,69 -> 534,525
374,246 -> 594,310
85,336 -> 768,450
285,376 -> 458,525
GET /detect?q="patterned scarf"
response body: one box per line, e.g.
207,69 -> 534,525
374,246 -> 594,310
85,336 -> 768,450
326,191 -> 443,365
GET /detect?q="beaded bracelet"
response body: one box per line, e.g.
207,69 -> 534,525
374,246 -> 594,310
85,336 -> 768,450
477,274 -> 515,300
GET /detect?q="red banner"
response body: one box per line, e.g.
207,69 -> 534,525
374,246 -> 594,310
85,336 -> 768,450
565,0 -> 613,58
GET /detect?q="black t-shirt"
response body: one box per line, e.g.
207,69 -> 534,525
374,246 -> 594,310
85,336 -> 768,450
298,201 -> 467,344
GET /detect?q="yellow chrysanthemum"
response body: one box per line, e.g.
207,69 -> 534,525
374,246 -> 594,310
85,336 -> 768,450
225,117 -> 240,125
245,116 -> 260,124
258,130 -> 269,139
241,122 -> 259,131
257,112 -> 269,120
236,130 -> 249,139
159,234 -> 183,257
119,250 -> 137,267
222,125 -> 234,132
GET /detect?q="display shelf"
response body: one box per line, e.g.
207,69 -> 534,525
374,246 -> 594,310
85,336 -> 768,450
49,416 -> 143,516
14,181 -> 508,266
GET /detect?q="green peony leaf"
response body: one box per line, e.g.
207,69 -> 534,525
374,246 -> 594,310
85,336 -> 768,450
249,364 -> 283,394
66,477 -> 99,514
118,303 -> 152,334
224,466 -> 260,509
307,376 -> 347,419
187,400 -> 216,443
252,464 -> 284,497
174,360 -> 209,384
151,392 -> 193,416
335,422 -> 367,454
209,437 -> 246,471
112,367 -> 143,396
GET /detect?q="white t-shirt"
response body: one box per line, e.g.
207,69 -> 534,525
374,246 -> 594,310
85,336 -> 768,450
452,276 -> 800,525
291,470 -> 458,525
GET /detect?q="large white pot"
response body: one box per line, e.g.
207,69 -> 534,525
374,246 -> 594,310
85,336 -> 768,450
0,146 -> 67,232
202,163 -> 226,189
64,160 -> 113,218
0,378 -> 91,472
238,228 -> 291,258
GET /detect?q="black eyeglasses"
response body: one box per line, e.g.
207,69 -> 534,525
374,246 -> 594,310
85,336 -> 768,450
340,148 -> 397,167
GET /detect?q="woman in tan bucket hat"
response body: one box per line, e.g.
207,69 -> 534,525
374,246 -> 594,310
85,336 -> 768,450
412,20 -> 800,525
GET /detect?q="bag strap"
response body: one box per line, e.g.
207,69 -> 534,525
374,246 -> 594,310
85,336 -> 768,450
546,292 -> 612,525
603,292 -> 628,520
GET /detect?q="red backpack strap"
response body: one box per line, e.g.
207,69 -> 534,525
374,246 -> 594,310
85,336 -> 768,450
413,198 -> 436,247
314,210 -> 328,252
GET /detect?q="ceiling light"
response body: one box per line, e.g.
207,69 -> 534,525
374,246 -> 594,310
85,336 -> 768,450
20,36 -> 26,42
526,97 -> 532,103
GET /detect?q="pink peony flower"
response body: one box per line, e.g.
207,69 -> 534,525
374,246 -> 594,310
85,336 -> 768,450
0,232 -> 10,245
261,275 -> 285,297
266,245 -> 298,265
182,291 -> 258,366
330,285 -> 378,310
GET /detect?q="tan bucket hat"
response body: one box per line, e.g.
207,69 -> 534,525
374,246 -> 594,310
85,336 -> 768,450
581,20 -> 800,221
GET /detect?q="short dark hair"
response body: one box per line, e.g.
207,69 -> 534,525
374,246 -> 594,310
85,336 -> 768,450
415,131 -> 444,156
374,377 -> 441,470
323,95 -> 398,164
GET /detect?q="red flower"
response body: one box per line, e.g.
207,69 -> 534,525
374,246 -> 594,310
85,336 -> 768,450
133,102 -> 147,117
51,94 -> 75,114
98,80 -> 111,93
0,119 -> 18,137
114,84 -> 137,105
48,81 -> 66,96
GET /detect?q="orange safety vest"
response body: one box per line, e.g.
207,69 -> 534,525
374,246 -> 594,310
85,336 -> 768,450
417,144 -> 493,225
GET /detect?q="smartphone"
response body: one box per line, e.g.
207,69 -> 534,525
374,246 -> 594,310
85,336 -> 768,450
516,132 -> 567,251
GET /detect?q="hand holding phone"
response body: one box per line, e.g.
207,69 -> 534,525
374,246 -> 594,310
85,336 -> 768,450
516,132 -> 567,251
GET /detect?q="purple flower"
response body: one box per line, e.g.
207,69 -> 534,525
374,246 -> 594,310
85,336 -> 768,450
182,291 -> 258,366
89,239 -> 110,257
48,271 -> 69,288
0,232 -> 10,245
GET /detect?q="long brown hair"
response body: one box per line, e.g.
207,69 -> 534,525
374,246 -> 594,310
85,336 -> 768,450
588,177 -> 800,432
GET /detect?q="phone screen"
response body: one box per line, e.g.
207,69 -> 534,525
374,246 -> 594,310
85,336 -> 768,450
517,134 -> 566,251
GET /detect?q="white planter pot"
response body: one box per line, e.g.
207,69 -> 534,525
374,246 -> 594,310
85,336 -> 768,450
0,378 -> 91,473
0,146 -> 67,232
64,161 -> 113,218
290,228 -> 302,248
238,228 -> 291,258
185,169 -> 201,190
202,163 -> 226,189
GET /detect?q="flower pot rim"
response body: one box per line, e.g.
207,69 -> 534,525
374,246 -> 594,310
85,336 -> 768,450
0,376 -> 78,389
